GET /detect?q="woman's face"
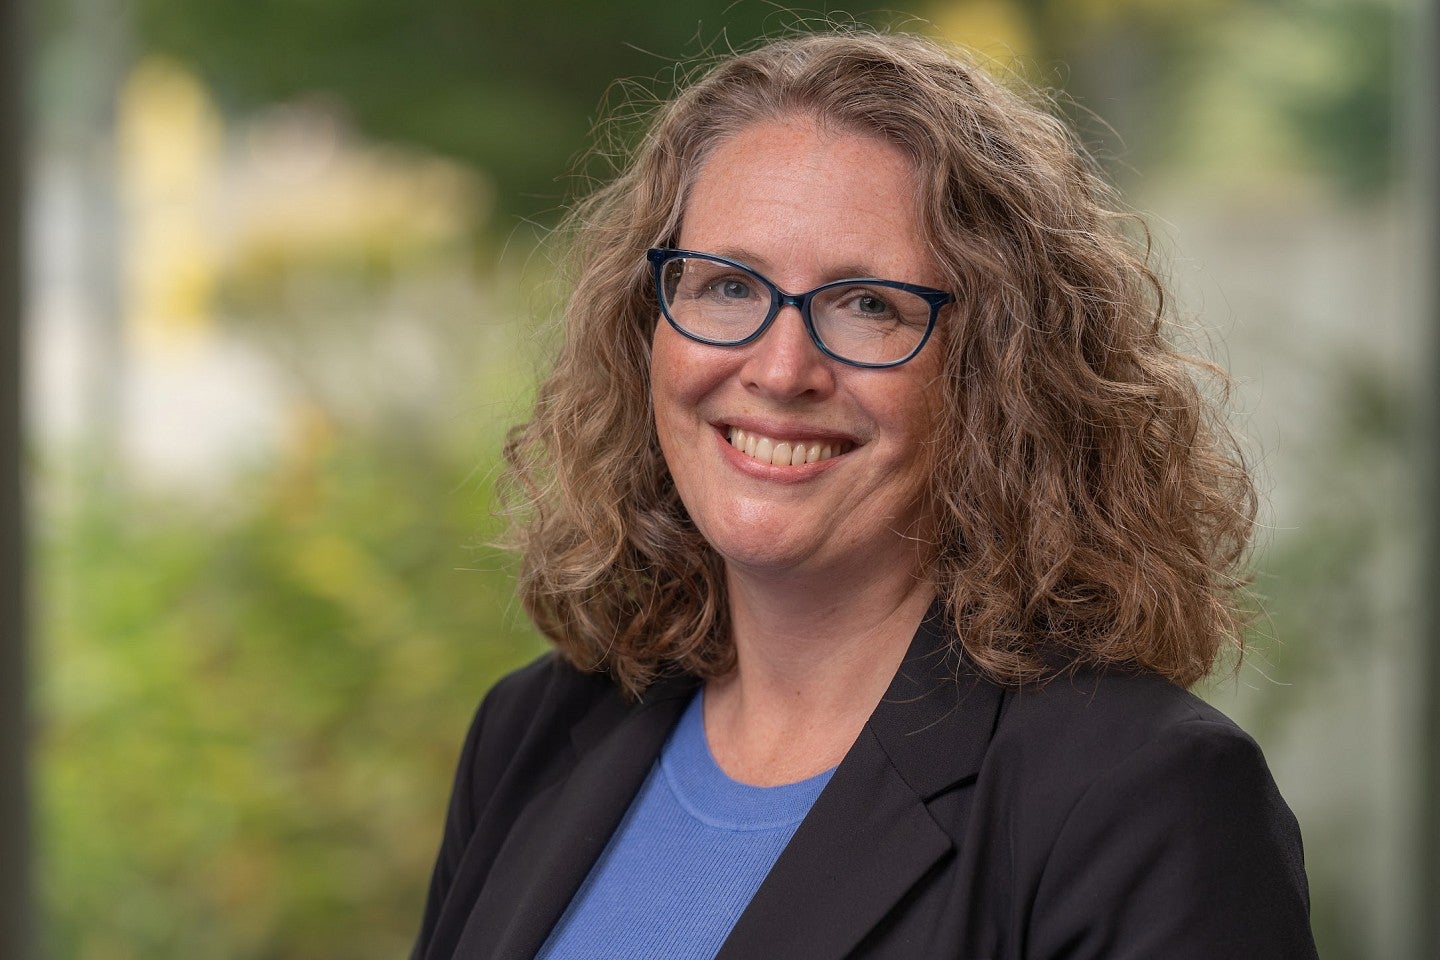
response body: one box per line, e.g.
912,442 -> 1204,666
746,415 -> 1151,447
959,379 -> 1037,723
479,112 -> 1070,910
650,116 -> 945,582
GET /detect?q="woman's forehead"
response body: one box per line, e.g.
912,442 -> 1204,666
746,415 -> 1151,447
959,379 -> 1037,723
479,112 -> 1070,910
677,118 -> 939,286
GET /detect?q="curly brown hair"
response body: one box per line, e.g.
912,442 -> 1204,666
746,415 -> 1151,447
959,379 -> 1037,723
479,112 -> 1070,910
500,30 -> 1257,697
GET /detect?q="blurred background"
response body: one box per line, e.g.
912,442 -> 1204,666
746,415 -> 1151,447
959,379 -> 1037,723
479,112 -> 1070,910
3,0 -> 1434,957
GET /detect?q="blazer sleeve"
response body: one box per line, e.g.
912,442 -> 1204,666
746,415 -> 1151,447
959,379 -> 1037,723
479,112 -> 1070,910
409,653 -> 577,960
1026,717 -> 1318,959
409,689 -> 495,960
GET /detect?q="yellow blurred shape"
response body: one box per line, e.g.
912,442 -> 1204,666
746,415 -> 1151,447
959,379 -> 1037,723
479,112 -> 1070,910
118,56 -> 223,341
118,57 -> 223,196
929,0 -> 1035,65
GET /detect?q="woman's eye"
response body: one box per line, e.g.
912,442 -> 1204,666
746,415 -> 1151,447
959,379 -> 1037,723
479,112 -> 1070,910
696,276 -> 754,302
711,278 -> 754,300
842,291 -> 895,318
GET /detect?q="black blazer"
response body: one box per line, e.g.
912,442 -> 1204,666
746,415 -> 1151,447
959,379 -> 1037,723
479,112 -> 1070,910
411,614 -> 1318,959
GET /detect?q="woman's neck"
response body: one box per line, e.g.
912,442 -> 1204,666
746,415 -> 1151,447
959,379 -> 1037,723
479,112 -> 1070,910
701,564 -> 935,786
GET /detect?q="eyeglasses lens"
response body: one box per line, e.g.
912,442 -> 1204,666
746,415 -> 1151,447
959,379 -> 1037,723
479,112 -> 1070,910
660,257 -> 769,342
659,256 -> 929,366
808,285 -> 930,366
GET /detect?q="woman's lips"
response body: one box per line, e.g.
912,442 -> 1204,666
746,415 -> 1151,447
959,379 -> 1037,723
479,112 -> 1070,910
725,426 -> 854,467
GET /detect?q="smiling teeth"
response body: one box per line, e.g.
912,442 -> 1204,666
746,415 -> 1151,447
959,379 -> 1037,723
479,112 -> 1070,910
726,427 -> 846,467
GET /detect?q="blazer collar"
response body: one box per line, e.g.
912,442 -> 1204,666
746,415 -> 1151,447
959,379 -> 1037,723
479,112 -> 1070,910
866,608 -> 1003,800
456,609 -> 1001,960
716,608 -> 1004,959
453,670 -> 699,960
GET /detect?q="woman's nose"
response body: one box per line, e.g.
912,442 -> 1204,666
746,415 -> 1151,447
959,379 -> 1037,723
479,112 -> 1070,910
738,305 -> 836,400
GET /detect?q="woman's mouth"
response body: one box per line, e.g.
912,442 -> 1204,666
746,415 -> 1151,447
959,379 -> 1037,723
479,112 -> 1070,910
725,427 -> 853,467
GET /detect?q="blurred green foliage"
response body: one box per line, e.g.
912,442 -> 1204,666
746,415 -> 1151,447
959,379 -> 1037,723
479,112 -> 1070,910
38,436 -> 544,958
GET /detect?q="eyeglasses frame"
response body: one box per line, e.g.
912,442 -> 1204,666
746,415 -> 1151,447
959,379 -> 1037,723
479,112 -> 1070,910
646,247 -> 953,369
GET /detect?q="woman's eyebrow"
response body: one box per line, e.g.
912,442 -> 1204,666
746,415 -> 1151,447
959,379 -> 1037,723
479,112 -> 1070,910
698,246 -> 892,283
700,245 -> 769,270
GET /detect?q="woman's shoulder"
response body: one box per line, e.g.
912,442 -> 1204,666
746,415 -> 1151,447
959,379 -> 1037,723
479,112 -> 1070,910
436,653 -> 630,835
460,650 -> 696,781
996,665 -> 1248,756
478,649 -> 609,710
986,666 -> 1274,794
981,665 -> 1300,862
974,668 -> 1313,955
466,651 -> 625,751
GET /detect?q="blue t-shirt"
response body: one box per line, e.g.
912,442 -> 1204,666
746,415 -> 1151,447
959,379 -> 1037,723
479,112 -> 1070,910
536,691 -> 835,959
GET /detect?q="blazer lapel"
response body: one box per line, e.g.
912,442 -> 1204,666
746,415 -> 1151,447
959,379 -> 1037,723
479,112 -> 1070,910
452,673 -> 698,960
717,612 -> 1003,959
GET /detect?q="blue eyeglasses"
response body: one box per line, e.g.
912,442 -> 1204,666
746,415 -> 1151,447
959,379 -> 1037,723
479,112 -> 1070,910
647,248 -> 952,368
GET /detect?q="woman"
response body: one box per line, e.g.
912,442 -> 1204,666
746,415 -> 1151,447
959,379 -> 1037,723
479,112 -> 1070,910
411,31 -> 1318,960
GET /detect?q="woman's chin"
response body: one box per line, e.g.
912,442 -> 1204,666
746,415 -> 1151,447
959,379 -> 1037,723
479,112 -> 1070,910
709,533 -> 896,588
704,529 -> 826,580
